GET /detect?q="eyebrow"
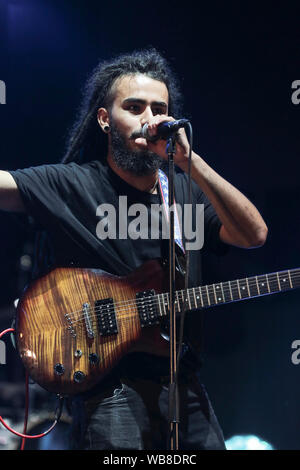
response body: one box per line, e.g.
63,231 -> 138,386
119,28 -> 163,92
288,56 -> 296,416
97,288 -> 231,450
122,97 -> 168,108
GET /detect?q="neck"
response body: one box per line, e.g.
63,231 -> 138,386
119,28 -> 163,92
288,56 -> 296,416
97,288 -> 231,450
107,154 -> 158,194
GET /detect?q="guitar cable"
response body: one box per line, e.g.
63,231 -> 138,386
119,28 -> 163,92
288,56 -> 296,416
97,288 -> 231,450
0,327 -> 64,450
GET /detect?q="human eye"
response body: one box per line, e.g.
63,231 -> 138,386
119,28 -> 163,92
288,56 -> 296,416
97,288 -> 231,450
152,107 -> 166,116
127,104 -> 141,113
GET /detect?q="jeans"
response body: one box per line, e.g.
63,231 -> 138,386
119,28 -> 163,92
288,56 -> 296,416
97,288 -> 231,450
69,370 -> 226,450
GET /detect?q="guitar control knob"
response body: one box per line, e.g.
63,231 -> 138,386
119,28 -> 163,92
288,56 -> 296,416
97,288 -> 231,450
73,371 -> 86,383
54,363 -> 65,376
89,353 -> 99,365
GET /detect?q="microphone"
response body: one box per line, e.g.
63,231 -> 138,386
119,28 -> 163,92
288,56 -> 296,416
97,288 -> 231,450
140,119 -> 190,142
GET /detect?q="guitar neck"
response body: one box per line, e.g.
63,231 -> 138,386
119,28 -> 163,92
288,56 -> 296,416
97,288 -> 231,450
156,268 -> 300,316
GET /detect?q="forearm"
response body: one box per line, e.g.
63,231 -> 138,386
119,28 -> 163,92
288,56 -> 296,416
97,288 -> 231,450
179,152 -> 268,248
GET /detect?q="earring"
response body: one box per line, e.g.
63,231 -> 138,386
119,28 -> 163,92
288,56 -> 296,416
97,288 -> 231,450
103,125 -> 110,133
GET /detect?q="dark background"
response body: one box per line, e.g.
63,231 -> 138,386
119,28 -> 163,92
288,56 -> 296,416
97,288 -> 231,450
0,0 -> 299,450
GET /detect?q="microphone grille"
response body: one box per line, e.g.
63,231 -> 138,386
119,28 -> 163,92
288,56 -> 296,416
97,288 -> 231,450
141,123 -> 149,138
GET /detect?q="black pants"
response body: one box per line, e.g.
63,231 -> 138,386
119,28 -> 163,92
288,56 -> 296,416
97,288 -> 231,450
69,372 -> 226,450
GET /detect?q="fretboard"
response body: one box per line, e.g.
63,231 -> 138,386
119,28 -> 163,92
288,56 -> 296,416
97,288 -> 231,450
156,268 -> 300,316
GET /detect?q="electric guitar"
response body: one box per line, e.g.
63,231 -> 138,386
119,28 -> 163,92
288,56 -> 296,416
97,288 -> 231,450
15,259 -> 300,395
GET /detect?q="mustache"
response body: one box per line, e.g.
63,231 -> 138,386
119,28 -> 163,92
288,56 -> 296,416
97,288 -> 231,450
129,128 -> 144,140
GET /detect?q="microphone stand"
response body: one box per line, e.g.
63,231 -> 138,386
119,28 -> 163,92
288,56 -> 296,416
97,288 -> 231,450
166,133 -> 180,451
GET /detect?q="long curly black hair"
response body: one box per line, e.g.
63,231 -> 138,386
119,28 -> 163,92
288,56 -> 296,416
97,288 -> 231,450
61,48 -> 183,164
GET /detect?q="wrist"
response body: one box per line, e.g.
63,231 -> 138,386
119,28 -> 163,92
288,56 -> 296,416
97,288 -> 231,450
177,151 -> 199,173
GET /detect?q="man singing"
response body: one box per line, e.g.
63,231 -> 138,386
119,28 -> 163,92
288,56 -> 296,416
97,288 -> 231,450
0,48 -> 267,450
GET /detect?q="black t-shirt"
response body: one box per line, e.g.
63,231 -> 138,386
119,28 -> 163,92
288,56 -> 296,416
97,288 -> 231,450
9,159 -> 227,279
9,159 -> 228,379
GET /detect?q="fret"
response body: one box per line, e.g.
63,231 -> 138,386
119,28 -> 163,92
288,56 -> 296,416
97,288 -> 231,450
201,286 -> 210,307
276,272 -> 281,291
163,294 -> 168,315
199,287 -> 204,307
230,280 -> 241,301
278,271 -> 292,291
163,293 -> 168,315
157,294 -> 164,317
194,287 -> 204,308
237,278 -> 249,299
288,270 -> 293,288
192,288 -> 197,309
245,278 -> 251,297
177,290 -> 192,311
212,284 -> 218,304
255,276 -> 260,295
164,293 -> 170,311
220,283 -> 226,302
222,281 -> 233,303
256,274 -> 269,295
290,269 -> 300,288
214,283 -> 224,304
205,285 -> 211,306
265,274 -> 271,293
247,276 -> 259,297
207,285 -> 216,305
187,290 -> 192,309
182,289 -> 192,310
237,279 -> 242,298
156,294 -> 161,315
228,281 -> 233,301
267,273 -> 280,293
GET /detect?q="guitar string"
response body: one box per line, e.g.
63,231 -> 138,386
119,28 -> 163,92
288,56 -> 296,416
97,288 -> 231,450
64,271 -> 296,321
65,275 -> 297,334
66,274 -> 299,327
64,273 -> 299,326
67,279 -> 269,325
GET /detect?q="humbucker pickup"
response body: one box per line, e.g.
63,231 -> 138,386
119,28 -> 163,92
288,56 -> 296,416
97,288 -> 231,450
95,298 -> 118,336
136,290 -> 160,327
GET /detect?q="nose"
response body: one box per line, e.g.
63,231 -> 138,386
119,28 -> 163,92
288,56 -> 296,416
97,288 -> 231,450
140,106 -> 154,126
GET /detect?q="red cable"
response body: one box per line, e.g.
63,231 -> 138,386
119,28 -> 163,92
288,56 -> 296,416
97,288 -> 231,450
20,371 -> 29,450
0,328 -> 59,447
0,414 -> 58,439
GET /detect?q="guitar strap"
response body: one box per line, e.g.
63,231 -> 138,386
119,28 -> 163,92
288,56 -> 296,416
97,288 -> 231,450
158,170 -> 199,367
157,169 -> 186,277
157,169 -> 185,254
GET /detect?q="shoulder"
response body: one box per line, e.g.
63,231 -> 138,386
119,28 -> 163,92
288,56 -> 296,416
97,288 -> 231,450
10,160 -> 103,186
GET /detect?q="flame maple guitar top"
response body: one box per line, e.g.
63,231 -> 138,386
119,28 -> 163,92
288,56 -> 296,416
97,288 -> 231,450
16,259 -> 173,395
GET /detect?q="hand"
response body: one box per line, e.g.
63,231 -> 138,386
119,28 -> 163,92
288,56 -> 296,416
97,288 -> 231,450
134,115 -> 191,169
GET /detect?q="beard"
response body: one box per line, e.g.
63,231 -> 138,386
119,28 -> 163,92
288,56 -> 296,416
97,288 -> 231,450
109,120 -> 164,176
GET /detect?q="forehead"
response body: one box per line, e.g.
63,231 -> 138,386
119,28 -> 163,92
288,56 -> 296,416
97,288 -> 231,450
112,74 -> 169,105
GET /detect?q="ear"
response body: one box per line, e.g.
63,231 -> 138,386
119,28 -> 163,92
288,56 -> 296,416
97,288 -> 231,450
97,108 -> 110,132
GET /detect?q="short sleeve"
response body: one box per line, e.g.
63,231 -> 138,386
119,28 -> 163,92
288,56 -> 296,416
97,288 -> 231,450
9,163 -> 79,230
175,171 -> 229,256
195,185 -> 229,256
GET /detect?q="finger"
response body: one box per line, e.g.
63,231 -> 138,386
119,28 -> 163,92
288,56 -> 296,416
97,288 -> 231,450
147,116 -> 175,134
